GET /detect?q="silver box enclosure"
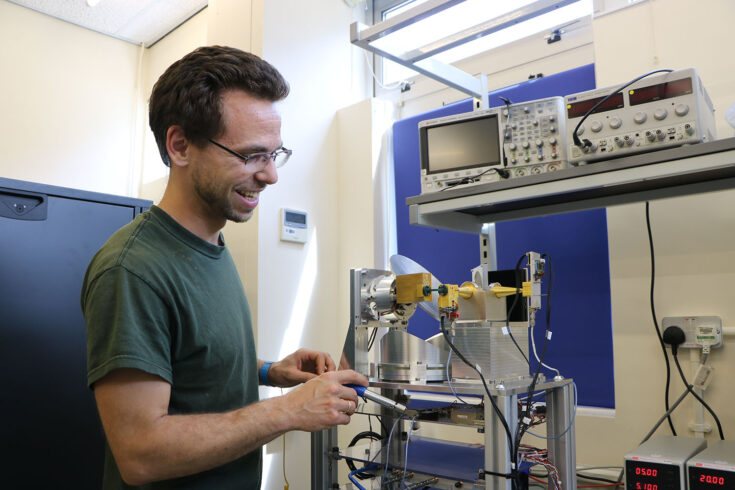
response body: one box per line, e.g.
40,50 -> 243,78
449,320 -> 530,385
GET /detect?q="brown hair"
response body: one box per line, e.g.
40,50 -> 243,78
149,45 -> 290,166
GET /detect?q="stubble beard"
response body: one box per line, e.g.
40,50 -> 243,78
192,169 -> 252,224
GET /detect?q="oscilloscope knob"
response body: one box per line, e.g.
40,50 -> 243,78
549,115 -> 556,123
675,104 -> 690,117
591,121 -> 603,133
654,108 -> 668,121
522,142 -> 530,149
634,112 -> 647,124
524,106 -> 530,113
646,130 -> 655,142
509,143 -> 517,151
609,117 -> 622,129
549,137 -> 557,145
550,125 -> 557,133
535,139 -> 543,147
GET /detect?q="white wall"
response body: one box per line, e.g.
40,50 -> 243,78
257,1 -> 371,488
578,0 -> 735,466
0,1 -> 139,195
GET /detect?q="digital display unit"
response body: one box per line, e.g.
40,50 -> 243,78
566,92 -> 624,118
421,113 -> 501,174
629,77 -> 693,106
625,460 -> 681,490
689,467 -> 731,489
624,436 -> 706,490
687,441 -> 735,490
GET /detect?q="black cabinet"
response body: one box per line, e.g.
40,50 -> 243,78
0,177 -> 151,488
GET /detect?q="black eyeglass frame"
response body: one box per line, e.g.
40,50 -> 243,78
208,139 -> 292,168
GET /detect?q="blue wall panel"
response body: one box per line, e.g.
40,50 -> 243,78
393,64 -> 615,408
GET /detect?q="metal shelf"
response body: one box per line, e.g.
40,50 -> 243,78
407,137 -> 735,233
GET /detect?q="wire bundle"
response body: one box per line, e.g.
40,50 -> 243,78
519,445 -> 561,490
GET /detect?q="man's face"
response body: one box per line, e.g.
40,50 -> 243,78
190,90 -> 282,223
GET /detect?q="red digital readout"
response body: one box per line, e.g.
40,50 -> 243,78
629,77 -> 693,106
566,93 -> 624,118
636,468 -> 659,477
635,484 -> 658,490
700,474 -> 726,485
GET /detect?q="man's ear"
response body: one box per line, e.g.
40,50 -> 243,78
166,125 -> 191,168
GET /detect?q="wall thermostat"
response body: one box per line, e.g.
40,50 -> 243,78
280,208 -> 307,244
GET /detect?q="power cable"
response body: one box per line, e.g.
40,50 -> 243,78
645,201 -> 677,435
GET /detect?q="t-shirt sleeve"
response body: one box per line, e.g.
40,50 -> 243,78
83,266 -> 173,388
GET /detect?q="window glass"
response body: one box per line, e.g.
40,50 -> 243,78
376,0 -> 593,85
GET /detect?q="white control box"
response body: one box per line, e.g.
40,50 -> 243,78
662,316 -> 723,349
280,208 -> 307,244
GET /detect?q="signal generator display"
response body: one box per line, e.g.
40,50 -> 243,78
624,435 -> 706,490
419,108 -> 503,194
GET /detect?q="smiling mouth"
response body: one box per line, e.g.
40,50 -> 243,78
236,190 -> 259,200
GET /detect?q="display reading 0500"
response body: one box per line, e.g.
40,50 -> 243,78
626,461 -> 680,490
634,466 -> 660,489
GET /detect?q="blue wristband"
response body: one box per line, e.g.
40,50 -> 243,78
259,361 -> 273,386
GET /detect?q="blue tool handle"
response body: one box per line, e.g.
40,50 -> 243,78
345,383 -> 367,396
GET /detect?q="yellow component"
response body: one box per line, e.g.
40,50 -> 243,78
459,281 -> 476,299
491,282 -> 532,298
395,273 -> 432,303
437,284 -> 460,309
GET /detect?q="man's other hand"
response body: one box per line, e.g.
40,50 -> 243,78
268,348 -> 336,387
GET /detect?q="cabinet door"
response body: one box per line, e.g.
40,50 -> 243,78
0,190 -> 137,488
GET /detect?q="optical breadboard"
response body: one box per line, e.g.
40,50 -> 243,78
565,67 -> 716,164
419,107 -> 503,194
500,96 -> 568,178
624,435 -> 706,490
687,440 -> 735,490
279,208 -> 307,243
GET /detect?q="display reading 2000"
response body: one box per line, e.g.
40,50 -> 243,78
689,467 -> 731,489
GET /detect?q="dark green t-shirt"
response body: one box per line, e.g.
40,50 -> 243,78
81,205 -> 261,489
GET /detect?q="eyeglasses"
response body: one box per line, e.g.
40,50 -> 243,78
208,139 -> 292,169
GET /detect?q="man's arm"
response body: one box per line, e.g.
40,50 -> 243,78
94,367 -> 366,486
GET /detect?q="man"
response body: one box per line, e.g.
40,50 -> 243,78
81,45 -> 367,488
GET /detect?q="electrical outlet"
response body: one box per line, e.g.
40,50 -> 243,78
662,316 -> 723,349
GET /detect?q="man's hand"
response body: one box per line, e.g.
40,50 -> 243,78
282,370 -> 368,431
266,348 -> 336,387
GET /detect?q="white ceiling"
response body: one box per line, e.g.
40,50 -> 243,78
7,0 -> 208,47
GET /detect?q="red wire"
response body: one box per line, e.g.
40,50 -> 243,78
528,473 -> 623,488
